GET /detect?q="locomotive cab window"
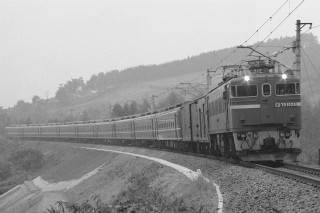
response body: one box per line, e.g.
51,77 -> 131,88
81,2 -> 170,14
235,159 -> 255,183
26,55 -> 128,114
231,85 -> 257,97
276,83 -> 300,95
262,84 -> 271,96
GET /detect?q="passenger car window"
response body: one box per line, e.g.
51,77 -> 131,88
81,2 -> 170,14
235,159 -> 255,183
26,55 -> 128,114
262,84 -> 271,96
296,83 -> 300,94
276,83 -> 299,95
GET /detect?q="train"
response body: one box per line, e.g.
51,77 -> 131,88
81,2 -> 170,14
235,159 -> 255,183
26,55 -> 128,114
5,58 -> 301,162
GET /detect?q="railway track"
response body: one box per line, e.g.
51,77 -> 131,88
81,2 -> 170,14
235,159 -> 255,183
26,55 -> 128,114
150,146 -> 320,188
283,163 -> 320,177
251,162 -> 320,188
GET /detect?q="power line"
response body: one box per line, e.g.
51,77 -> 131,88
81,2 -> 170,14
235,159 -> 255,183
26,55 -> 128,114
246,0 -> 304,56
270,23 -> 315,59
148,0 -> 305,101
240,0 -> 304,66
210,0 -> 295,72
241,0 -> 290,47
301,48 -> 320,78
181,0 -> 303,91
301,53 -> 317,106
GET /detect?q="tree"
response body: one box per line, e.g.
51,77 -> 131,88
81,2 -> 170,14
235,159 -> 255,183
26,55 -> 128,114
112,103 -> 123,117
139,98 -> 151,113
55,85 -> 69,104
96,72 -> 107,90
81,110 -> 89,121
123,103 -> 131,116
32,95 -> 41,105
157,91 -> 184,109
0,108 -> 11,135
129,101 -> 138,115
25,116 -> 32,125
85,74 -> 98,91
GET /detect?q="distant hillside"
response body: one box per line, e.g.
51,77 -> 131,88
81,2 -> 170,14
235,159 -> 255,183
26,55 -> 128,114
2,33 -> 320,126
84,34 -> 317,86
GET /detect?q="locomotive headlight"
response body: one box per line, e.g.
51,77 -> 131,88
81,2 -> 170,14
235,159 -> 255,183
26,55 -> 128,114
244,75 -> 250,81
279,131 -> 285,139
237,132 -> 247,140
241,133 -> 247,140
285,130 -> 291,139
282,74 -> 287,79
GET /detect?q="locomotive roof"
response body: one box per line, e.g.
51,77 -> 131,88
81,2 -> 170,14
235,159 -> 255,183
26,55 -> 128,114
229,73 -> 300,84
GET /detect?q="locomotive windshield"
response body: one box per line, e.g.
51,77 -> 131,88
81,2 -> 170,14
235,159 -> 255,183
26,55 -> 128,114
231,85 -> 257,97
276,83 -> 300,95
262,84 -> 271,96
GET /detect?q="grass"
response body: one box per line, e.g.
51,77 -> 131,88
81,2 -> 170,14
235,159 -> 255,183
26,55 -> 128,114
44,163 -> 213,213
0,138 -> 45,195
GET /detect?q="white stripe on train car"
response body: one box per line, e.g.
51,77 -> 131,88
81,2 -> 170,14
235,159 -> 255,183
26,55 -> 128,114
230,104 -> 261,109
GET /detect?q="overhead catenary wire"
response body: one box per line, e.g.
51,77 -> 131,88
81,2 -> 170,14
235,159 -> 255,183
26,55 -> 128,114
243,0 -> 304,62
301,48 -> 320,78
210,0 -> 295,72
301,53 -> 317,106
149,0 -> 305,102
270,23 -> 317,58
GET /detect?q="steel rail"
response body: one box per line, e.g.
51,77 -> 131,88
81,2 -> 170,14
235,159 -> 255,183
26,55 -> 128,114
153,147 -> 320,188
283,163 -> 320,177
252,163 -> 320,187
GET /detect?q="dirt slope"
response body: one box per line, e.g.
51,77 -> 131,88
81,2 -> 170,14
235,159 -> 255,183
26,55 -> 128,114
2,141 -> 217,213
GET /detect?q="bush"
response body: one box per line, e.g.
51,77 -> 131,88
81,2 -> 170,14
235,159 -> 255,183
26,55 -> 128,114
0,160 -> 11,181
44,195 -> 113,213
9,149 -> 44,171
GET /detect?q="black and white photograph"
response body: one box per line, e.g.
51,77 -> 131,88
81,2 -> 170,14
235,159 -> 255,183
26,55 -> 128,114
1,0 -> 320,212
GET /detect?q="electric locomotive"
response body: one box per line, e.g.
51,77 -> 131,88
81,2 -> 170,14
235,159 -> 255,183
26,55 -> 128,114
205,59 -> 301,161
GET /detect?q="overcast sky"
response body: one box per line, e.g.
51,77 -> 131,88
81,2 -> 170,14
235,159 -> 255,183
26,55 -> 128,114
0,0 -> 319,108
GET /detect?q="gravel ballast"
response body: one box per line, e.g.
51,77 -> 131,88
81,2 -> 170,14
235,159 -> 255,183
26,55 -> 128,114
88,145 -> 320,213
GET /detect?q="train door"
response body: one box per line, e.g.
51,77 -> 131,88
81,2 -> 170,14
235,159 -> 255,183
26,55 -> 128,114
152,117 -> 157,140
132,120 -> 136,140
198,108 -> 202,139
112,123 -> 116,139
197,100 -> 205,141
260,83 -> 276,123
202,100 -> 209,141
197,98 -> 208,142
190,101 -> 199,142
181,106 -> 191,141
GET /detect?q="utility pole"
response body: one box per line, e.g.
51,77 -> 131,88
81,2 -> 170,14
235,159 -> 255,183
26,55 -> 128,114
295,20 -> 312,78
207,69 -> 216,93
151,95 -> 158,111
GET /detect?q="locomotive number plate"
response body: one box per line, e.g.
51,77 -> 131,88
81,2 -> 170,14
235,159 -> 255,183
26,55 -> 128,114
274,102 -> 298,107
